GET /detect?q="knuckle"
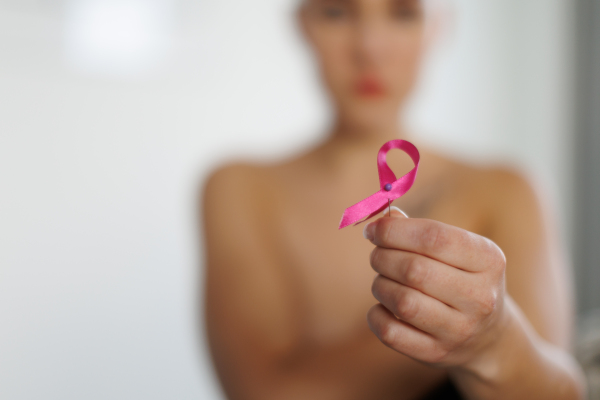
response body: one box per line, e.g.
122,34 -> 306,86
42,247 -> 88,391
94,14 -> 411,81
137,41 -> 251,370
421,224 -> 448,253
396,291 -> 419,320
485,239 -> 507,273
493,250 -> 507,273
426,346 -> 450,364
371,275 -> 383,298
404,257 -> 428,287
378,322 -> 398,347
370,248 -> 383,270
477,291 -> 498,316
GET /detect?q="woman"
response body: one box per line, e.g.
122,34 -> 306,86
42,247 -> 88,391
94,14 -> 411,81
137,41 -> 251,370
202,0 -> 586,399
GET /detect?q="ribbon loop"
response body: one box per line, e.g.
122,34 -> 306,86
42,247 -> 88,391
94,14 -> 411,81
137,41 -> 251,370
339,139 -> 420,229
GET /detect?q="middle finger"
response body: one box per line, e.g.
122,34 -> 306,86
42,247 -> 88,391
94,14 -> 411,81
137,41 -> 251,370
370,247 -> 478,311
371,275 -> 464,340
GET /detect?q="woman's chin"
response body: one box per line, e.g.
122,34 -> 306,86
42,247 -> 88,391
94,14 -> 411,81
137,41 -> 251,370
340,108 -> 399,134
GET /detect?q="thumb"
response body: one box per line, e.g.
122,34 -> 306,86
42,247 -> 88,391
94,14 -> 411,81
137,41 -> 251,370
363,206 -> 408,241
386,205 -> 408,219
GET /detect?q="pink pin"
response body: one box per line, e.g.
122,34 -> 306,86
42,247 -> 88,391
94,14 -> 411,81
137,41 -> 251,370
338,139 -> 420,229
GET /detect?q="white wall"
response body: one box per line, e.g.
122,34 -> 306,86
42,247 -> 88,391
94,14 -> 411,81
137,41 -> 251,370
0,1 -> 574,399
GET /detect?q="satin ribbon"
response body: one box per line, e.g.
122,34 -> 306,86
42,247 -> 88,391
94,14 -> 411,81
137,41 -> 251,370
339,139 -> 420,229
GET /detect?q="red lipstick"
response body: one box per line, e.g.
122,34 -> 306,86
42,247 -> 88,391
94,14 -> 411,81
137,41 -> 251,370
355,76 -> 386,97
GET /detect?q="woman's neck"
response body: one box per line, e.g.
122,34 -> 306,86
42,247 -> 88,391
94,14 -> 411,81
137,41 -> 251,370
314,119 -> 410,174
326,120 -> 407,151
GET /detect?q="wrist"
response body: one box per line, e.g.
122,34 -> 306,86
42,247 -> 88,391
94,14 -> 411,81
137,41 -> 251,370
450,297 -> 525,385
448,297 -> 587,400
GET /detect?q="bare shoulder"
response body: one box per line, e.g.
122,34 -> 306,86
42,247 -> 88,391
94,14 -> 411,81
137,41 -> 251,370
201,163 -> 268,260
202,162 -> 277,222
429,149 -> 539,209
420,148 -> 544,235
203,162 -> 267,203
442,154 -> 549,248
475,166 -> 543,225
479,166 -> 538,199
201,147 -> 314,221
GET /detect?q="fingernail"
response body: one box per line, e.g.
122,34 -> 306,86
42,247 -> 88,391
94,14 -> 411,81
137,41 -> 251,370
363,221 -> 375,241
388,206 -> 409,218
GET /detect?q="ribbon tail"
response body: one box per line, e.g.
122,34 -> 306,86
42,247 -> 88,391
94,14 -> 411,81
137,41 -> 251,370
350,203 -> 390,227
338,191 -> 390,229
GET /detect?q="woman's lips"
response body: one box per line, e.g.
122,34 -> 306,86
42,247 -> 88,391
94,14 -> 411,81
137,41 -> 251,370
355,77 -> 386,97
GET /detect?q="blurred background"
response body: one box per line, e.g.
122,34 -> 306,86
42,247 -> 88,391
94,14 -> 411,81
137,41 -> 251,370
0,0 -> 598,399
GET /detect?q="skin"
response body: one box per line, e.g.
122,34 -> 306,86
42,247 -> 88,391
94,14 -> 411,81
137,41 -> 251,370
202,0 -> 586,399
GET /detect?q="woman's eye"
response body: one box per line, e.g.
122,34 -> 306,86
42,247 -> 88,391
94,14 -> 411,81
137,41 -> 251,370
391,1 -> 421,20
392,8 -> 419,20
322,6 -> 347,19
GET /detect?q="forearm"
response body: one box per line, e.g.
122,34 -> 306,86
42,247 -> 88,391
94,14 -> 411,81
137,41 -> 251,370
449,298 -> 586,400
221,334 -> 401,400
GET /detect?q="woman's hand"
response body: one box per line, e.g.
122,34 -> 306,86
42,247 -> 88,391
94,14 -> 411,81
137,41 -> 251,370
364,208 -> 510,370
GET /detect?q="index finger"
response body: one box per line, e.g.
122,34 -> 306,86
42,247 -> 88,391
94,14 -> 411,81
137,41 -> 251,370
364,216 -> 505,272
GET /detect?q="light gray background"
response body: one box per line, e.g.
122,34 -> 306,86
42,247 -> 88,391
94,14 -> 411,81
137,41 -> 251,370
0,1 -> 576,399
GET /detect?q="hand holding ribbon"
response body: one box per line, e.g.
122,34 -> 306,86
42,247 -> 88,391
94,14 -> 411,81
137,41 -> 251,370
338,139 -> 420,229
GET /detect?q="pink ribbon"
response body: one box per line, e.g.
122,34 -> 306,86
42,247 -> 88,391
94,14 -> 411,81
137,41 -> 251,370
339,139 -> 420,229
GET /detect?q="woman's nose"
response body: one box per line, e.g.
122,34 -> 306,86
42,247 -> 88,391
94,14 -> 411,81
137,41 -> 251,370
353,20 -> 390,68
